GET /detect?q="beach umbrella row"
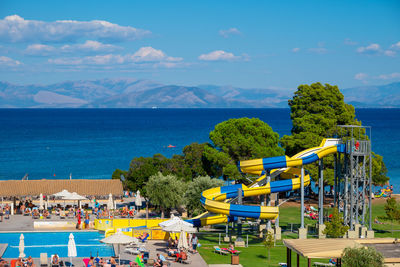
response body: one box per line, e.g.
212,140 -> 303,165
17,233 -> 77,264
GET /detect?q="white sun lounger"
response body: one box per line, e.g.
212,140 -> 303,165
40,253 -> 48,267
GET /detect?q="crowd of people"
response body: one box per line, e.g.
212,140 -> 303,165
0,256 -> 36,267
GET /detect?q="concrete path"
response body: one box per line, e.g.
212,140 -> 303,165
0,214 -> 81,231
209,265 -> 243,267
118,240 -> 208,267
0,244 -> 8,257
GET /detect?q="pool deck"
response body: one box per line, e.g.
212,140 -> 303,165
0,215 -> 209,266
1,240 -> 208,267
0,214 -> 79,231
0,244 -> 8,257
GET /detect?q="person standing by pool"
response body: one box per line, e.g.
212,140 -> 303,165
76,209 -> 81,230
84,211 -> 90,229
191,234 -> 198,253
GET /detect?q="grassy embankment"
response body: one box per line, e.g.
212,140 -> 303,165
197,200 -> 400,267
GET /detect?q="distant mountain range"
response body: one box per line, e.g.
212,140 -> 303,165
0,78 -> 399,108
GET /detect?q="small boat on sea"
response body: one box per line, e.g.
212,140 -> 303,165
167,144 -> 176,148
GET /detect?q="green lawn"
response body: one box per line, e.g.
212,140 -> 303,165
197,202 -> 400,267
198,233 -> 332,267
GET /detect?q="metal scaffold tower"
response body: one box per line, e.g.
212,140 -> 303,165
335,125 -> 372,231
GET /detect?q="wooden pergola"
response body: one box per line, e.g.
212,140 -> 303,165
283,238 -> 400,267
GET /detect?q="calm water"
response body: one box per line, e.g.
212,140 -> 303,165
0,108 -> 399,192
1,231 -> 113,258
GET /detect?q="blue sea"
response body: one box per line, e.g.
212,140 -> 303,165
0,108 -> 399,192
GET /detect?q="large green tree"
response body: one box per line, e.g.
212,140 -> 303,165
204,118 -> 284,181
185,176 -> 224,217
182,142 -> 211,179
122,152 -> 194,196
280,82 -> 389,185
145,172 -> 187,218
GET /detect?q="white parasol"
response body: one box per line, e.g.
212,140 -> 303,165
161,217 -> 196,250
19,234 -> 25,258
62,192 -> 87,209
177,231 -> 189,250
135,190 -> 142,209
52,190 -> 72,198
68,233 -> 77,266
39,193 -> 44,210
100,229 -> 137,264
107,193 -> 114,210
159,216 -> 195,232
62,192 -> 87,200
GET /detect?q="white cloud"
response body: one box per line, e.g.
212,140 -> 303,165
376,72 -> 400,80
61,40 -> 121,52
308,47 -> 328,54
292,47 -> 300,53
384,50 -> 396,57
219,28 -> 241,38
0,56 -> 21,66
344,38 -> 358,46
25,40 -> 121,56
25,44 -> 56,55
128,47 -> 182,62
357,43 -> 397,57
390,41 -> 400,50
0,15 -> 151,43
354,72 -> 368,81
356,43 -> 381,54
198,50 -> 239,61
48,46 -> 182,66
49,54 -> 125,65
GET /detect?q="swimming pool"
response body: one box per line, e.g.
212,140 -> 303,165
0,232 -> 114,258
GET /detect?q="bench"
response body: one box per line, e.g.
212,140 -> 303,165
313,262 -> 335,267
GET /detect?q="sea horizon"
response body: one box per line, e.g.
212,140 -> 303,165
0,108 -> 399,192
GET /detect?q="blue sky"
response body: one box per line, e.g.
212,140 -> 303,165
0,0 -> 399,90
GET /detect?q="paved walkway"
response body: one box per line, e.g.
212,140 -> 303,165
0,244 -> 7,257
0,214 -> 78,231
209,265 -> 243,267
118,240 -> 208,267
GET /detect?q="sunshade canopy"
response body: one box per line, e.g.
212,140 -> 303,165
162,218 -> 197,233
52,190 -> 72,198
100,230 -> 136,244
283,238 -> 398,259
62,192 -> 87,200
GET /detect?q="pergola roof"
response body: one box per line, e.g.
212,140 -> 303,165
284,239 -> 360,259
284,238 -> 399,261
0,179 -> 123,197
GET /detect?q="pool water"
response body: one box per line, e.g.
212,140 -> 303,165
0,232 -> 114,258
